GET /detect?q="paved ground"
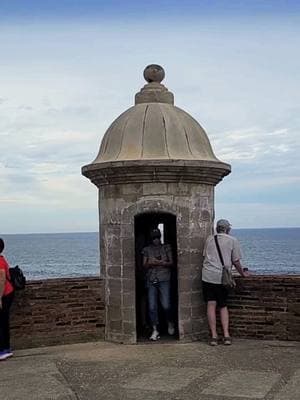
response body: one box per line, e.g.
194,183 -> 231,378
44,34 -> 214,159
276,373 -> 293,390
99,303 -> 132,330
1,339 -> 299,400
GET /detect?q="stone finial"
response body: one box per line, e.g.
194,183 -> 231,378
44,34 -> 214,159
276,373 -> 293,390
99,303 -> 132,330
143,64 -> 165,83
135,64 -> 174,105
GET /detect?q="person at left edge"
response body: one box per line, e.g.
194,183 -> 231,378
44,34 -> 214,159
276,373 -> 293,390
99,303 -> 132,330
0,238 -> 14,361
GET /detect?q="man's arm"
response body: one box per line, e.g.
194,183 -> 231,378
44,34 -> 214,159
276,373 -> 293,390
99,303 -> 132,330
143,255 -> 162,268
233,260 -> 250,277
143,255 -> 149,269
162,246 -> 173,267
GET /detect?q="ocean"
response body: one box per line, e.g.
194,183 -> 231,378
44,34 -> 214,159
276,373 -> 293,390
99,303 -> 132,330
1,228 -> 300,280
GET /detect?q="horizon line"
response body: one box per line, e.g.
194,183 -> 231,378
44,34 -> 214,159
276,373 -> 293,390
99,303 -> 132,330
2,227 -> 300,236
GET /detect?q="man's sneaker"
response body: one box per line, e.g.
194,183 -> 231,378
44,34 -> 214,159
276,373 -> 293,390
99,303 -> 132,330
0,351 -> 11,361
168,322 -> 175,336
3,349 -> 13,358
149,330 -> 160,341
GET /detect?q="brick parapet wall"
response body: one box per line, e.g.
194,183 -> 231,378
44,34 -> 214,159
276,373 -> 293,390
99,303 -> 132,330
10,275 -> 299,349
11,277 -> 105,349
228,275 -> 300,341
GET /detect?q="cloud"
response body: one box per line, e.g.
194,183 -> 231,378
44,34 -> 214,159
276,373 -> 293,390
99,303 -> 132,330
216,202 -> 300,229
211,126 -> 298,161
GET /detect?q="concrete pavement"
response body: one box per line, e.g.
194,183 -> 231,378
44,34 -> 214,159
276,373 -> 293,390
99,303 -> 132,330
0,339 -> 299,400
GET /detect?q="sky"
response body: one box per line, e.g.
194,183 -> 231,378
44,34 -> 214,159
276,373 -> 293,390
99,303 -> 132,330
0,1 -> 299,233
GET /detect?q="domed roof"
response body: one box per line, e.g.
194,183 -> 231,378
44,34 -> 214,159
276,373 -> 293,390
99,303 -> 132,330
82,65 -> 231,185
94,103 -> 219,163
92,64 -> 221,164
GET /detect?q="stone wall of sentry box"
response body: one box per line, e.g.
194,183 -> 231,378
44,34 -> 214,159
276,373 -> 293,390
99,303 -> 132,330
228,276 -> 300,341
11,277 -> 105,349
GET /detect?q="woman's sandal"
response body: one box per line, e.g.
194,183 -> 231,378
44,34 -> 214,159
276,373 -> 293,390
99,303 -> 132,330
209,337 -> 218,346
223,336 -> 232,345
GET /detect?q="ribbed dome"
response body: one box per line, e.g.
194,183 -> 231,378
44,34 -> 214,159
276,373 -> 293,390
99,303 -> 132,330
92,64 -> 220,164
94,103 -> 219,163
82,64 -> 231,185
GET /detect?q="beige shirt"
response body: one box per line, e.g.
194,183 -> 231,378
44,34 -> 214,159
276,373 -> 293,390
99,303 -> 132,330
202,233 -> 242,284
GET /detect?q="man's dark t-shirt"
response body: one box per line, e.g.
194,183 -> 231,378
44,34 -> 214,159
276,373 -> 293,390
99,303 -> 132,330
142,244 -> 172,283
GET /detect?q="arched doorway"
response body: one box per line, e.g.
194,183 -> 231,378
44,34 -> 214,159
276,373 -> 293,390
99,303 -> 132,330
135,212 -> 178,341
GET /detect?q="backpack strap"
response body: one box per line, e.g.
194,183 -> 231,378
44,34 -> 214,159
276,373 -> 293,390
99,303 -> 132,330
214,235 -> 225,266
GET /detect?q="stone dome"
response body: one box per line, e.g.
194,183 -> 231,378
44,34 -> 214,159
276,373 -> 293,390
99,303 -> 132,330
93,103 -> 219,163
82,65 -> 230,185
92,64 -> 221,164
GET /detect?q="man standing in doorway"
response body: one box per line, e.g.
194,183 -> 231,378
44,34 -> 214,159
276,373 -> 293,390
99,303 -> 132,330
202,219 -> 250,345
142,228 -> 175,341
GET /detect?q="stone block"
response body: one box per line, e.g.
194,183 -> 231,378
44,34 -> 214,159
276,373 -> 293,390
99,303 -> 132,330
123,321 -> 135,335
177,236 -> 192,252
123,279 -> 135,294
177,250 -> 191,265
190,250 -> 202,265
123,292 -> 135,308
108,305 -> 122,321
191,291 -> 201,306
122,265 -> 135,280
191,305 -> 203,318
191,185 -> 212,196
178,277 -> 193,292
179,306 -> 192,320
122,238 -> 135,266
107,279 -> 122,294
123,307 -> 135,322
143,182 -> 168,195
189,236 -> 203,250
122,183 -> 142,195
179,292 -> 192,307
180,320 -> 192,335
178,264 -> 192,278
191,318 -> 205,332
121,205 -> 136,224
109,320 -> 122,332
201,209 -> 211,221
120,223 -> 134,238
177,224 -> 191,239
100,206 -> 122,225
107,266 -> 121,278
103,184 -> 122,199
176,207 -> 190,224
190,263 -> 201,276
167,182 -> 191,195
137,198 -> 173,213
103,249 -> 121,267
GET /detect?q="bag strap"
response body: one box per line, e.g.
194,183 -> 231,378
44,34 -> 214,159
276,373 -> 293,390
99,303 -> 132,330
214,235 -> 225,267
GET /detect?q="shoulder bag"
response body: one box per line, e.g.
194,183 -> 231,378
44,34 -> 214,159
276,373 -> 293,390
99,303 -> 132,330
214,235 -> 236,289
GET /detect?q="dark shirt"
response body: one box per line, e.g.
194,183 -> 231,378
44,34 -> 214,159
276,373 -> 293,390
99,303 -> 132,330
142,243 -> 172,282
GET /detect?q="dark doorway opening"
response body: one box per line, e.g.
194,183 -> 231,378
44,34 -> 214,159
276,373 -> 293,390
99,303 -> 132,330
135,212 -> 178,342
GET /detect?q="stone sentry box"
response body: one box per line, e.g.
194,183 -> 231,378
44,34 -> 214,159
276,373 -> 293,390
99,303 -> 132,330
82,65 -> 230,343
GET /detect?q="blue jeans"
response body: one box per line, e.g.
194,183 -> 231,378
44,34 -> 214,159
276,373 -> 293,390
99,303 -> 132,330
147,280 -> 172,326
